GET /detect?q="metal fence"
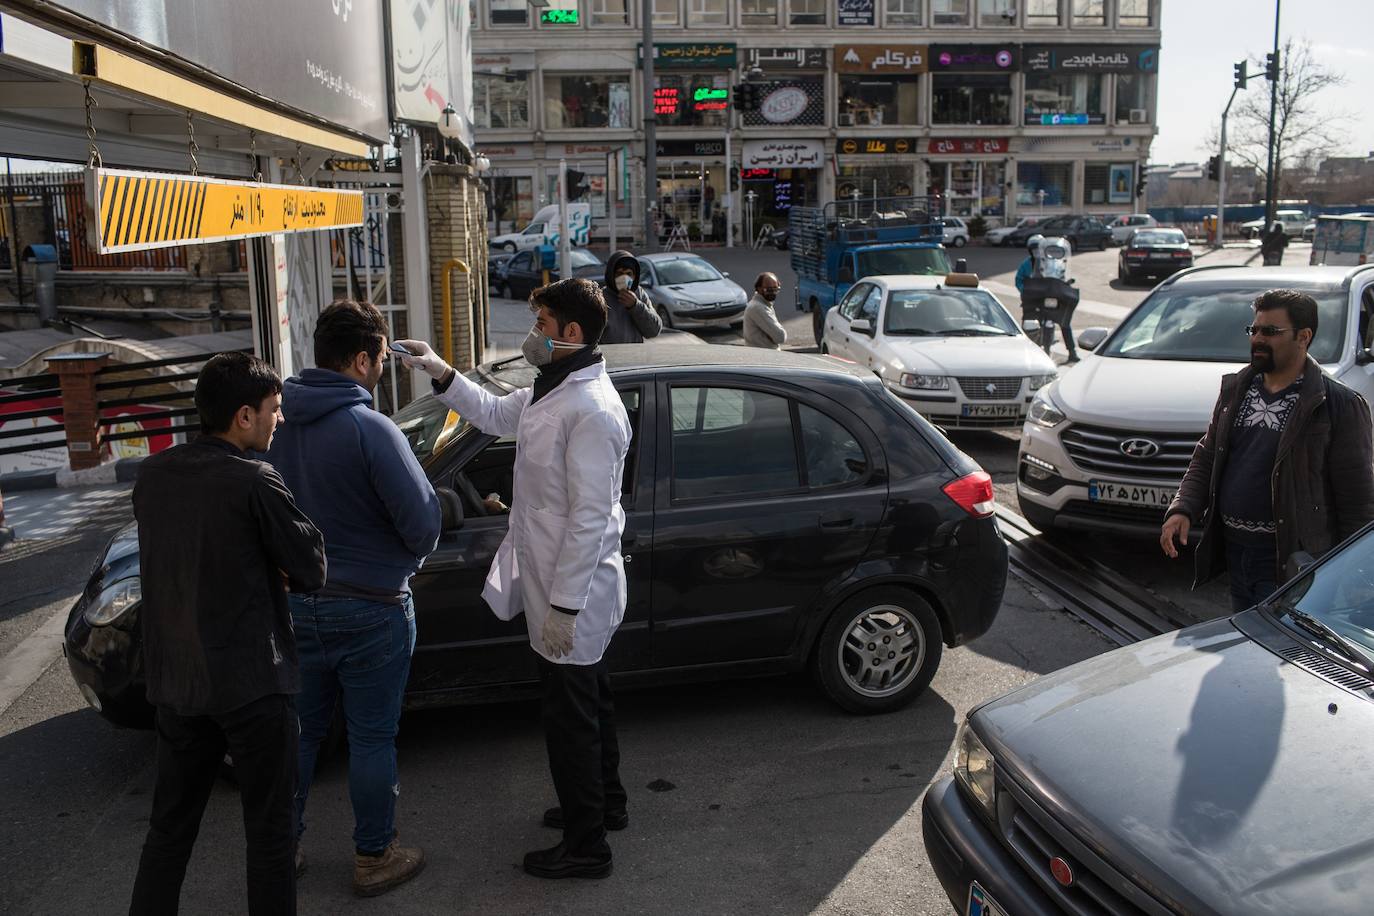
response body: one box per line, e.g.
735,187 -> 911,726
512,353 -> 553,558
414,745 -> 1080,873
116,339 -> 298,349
0,368 -> 63,458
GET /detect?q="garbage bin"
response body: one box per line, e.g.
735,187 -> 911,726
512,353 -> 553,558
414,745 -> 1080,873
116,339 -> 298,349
22,244 -> 58,323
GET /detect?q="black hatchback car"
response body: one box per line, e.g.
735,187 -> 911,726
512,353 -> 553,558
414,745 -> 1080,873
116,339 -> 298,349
65,344 -> 1008,727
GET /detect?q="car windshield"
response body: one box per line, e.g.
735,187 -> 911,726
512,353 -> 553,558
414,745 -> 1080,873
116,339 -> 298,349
884,288 -> 1019,337
1098,282 -> 1348,363
390,368 -> 517,462
654,257 -> 721,284
1131,230 -> 1186,246
1270,527 -> 1374,660
857,247 -> 951,279
571,249 -> 599,268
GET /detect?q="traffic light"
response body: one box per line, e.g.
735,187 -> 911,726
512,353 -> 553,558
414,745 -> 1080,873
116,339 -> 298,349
565,168 -> 587,201
730,167 -> 740,192
1264,51 -> 1280,81
733,82 -> 758,112
1233,61 -> 1248,90
1136,175 -> 1147,199
1206,156 -> 1221,182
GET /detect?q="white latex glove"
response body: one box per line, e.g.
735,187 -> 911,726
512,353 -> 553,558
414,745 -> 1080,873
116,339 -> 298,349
393,339 -> 451,381
542,609 -> 577,658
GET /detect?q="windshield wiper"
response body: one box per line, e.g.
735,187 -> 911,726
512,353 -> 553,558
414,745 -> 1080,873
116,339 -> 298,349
887,328 -> 936,336
1272,602 -> 1374,672
944,329 -> 1010,336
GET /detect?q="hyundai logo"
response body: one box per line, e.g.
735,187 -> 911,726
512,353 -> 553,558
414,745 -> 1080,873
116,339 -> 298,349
1120,437 -> 1161,459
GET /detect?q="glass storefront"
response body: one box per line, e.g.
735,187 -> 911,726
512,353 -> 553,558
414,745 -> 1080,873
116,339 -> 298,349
543,74 -> 633,129
930,161 -> 1006,217
656,162 -> 726,240
836,163 -> 917,202
932,74 -> 1012,125
653,73 -> 730,129
741,168 -> 817,230
474,73 -> 531,129
1024,73 -> 1105,125
1017,161 -> 1072,208
490,175 -> 536,235
838,76 -> 920,127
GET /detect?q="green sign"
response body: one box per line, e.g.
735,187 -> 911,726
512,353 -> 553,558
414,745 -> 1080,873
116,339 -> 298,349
639,42 -> 737,70
693,87 -> 728,102
540,8 -> 579,23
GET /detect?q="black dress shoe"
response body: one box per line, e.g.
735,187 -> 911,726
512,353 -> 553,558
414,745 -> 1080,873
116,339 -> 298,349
542,806 -> 629,831
522,842 -> 612,879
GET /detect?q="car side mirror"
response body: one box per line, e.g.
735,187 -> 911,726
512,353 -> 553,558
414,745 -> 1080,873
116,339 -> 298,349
1078,327 -> 1110,351
850,318 -> 874,336
1068,277 -> 1077,285
1358,347 -> 1374,366
436,486 -> 464,532
721,271 -> 730,277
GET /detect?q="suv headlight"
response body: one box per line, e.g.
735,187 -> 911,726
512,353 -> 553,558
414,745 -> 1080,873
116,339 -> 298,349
899,373 -> 950,390
1027,373 -> 1057,392
1027,391 -> 1066,428
953,718 -> 996,820
84,577 -> 142,626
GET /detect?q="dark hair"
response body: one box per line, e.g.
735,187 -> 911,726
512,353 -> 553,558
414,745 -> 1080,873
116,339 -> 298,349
1254,288 -> 1319,339
530,278 -> 608,344
195,352 -> 282,434
313,299 -> 388,371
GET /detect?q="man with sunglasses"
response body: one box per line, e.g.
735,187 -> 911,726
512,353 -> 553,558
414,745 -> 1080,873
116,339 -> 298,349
1161,289 -> 1374,611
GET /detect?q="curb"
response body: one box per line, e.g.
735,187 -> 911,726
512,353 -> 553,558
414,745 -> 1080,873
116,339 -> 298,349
0,457 -> 142,493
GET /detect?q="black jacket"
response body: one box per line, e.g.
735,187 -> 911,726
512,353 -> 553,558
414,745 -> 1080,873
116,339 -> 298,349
1168,356 -> 1374,585
600,250 -> 662,344
133,436 -> 326,715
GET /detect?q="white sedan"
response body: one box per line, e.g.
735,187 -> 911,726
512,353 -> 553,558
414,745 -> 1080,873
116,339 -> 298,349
822,274 -> 1058,430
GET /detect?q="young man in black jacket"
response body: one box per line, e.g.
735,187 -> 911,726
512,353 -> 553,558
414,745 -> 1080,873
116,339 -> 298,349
129,352 -> 326,916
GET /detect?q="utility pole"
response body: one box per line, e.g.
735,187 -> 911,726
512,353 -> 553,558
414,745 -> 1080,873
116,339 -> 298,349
642,0 -> 656,251
558,158 -> 571,279
1263,0 -> 1282,228
1218,61 -> 1248,249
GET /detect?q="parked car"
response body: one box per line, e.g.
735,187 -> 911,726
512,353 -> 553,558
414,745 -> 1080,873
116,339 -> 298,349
65,345 -> 1009,727
1116,227 -> 1193,283
822,273 -> 1057,431
1017,264 -> 1374,536
487,252 -> 514,290
1108,212 -> 1158,245
940,217 -> 970,248
1241,208 -> 1307,239
1006,215 -> 1111,251
924,518 -> 1374,916
497,247 -> 603,300
638,252 -> 749,329
985,217 -> 1039,247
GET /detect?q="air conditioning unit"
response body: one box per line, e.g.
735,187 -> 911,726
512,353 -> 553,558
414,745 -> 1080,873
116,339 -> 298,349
1128,109 -> 1148,124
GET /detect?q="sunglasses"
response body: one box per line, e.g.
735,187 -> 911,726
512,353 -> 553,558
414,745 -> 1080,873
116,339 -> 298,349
1245,324 -> 1294,337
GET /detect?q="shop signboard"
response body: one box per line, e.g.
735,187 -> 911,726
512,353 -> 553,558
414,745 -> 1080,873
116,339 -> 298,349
929,45 -> 1018,72
740,47 -> 827,71
1034,113 -> 1105,126
1109,164 -> 1135,204
742,80 -> 825,127
390,0 -> 473,145
836,136 -> 916,156
835,44 -> 928,74
927,138 -> 1010,155
640,43 -> 737,70
1023,45 -> 1160,74
742,139 -> 825,169
473,51 -> 537,73
838,0 -> 876,27
693,87 -> 729,112
656,139 -> 727,157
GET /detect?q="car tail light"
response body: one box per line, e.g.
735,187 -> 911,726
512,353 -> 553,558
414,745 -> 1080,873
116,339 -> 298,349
943,471 -> 996,519
1172,251 -> 1191,258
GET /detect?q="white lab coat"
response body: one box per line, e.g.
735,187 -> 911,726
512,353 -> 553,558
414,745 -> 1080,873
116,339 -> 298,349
435,361 -> 631,665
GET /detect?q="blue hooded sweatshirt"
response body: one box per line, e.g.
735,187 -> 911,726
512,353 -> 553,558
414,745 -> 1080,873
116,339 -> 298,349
266,368 -> 441,597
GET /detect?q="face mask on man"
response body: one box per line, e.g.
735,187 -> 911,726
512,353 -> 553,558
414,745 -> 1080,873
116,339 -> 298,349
522,325 -> 585,367
615,274 -> 633,291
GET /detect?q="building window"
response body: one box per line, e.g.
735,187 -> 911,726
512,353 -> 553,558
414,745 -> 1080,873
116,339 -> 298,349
932,0 -> 971,26
544,74 -> 633,128
837,164 -> 916,200
688,0 -> 728,25
1024,73 -> 1105,124
883,0 -> 921,24
653,74 -> 730,128
1084,163 -> 1134,205
1071,0 -> 1104,25
1115,72 -> 1152,123
1025,0 -> 1060,25
789,0 -> 825,25
932,74 -> 1011,125
1118,0 -> 1151,26
977,0 -> 1016,26
653,0 -> 680,26
489,0 -> 529,25
839,76 -> 920,126
741,0 -> 778,24
590,0 -> 629,26
1017,161 -> 1073,207
474,73 -> 531,128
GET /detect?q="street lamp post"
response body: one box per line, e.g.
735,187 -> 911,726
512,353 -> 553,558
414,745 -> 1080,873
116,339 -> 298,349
642,0 -> 656,250
437,104 -> 463,163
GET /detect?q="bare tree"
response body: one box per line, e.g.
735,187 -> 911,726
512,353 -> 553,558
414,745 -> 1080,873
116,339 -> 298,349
1223,39 -> 1348,202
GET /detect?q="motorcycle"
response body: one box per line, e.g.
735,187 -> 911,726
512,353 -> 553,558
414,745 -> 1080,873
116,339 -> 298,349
1020,237 -> 1080,355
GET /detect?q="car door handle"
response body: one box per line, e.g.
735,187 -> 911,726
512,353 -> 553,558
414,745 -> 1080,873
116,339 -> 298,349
819,513 -> 854,529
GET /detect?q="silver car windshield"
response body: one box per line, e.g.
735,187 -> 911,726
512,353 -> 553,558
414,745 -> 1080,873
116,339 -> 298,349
885,288 -> 1019,337
1275,529 -> 1374,659
654,258 -> 721,284
1098,283 -> 1347,363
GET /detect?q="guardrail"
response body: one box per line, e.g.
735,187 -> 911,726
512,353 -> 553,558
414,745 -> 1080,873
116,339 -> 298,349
0,369 -> 63,458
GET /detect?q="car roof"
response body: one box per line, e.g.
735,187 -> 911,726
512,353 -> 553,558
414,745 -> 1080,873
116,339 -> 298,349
1166,264 -> 1371,289
865,274 -> 989,291
638,252 -> 707,263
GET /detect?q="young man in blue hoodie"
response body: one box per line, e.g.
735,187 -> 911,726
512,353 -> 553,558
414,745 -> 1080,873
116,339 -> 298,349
265,300 -> 441,897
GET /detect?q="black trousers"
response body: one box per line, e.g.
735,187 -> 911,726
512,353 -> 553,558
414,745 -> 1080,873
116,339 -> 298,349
536,655 -> 626,857
129,694 -> 297,916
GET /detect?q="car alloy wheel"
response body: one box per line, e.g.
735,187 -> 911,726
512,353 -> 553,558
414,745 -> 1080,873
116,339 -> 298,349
953,236 -> 967,248
814,587 -> 942,714
655,305 -> 673,329
503,242 -> 516,253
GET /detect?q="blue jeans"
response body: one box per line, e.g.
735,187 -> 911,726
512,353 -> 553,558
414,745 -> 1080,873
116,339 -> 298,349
290,594 -> 415,854
1226,540 -> 1279,613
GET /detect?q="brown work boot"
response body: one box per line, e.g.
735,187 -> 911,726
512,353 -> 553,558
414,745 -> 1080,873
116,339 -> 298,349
352,838 -> 426,897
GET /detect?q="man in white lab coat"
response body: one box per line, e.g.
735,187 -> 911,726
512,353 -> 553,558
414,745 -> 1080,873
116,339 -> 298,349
397,277 -> 631,880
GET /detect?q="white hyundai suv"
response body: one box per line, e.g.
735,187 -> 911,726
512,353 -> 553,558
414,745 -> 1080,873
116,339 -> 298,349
1017,264 -> 1374,535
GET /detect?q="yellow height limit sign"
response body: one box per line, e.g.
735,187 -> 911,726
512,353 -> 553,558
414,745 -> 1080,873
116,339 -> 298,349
85,167 -> 365,254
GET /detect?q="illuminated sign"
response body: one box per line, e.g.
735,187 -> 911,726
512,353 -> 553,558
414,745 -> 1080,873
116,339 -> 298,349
540,8 -> 579,23
653,87 -> 680,116
692,86 -> 729,111
740,168 -> 774,180
836,137 -> 913,155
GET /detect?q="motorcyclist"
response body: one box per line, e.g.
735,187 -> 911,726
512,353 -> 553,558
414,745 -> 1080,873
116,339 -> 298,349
1017,234 -> 1080,364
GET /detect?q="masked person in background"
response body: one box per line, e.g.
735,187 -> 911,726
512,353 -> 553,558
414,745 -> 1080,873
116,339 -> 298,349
599,250 -> 662,344
743,272 -> 786,350
395,277 -> 632,880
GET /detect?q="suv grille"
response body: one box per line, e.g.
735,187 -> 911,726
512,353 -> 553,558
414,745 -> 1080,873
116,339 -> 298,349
1061,424 -> 1200,482
957,377 -> 1024,400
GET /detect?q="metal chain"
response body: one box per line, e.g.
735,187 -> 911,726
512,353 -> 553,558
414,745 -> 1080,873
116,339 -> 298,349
248,129 -> 263,182
82,80 -> 102,168
294,142 -> 305,183
185,111 -> 200,176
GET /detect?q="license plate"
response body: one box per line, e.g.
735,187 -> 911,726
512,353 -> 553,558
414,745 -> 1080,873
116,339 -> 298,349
967,882 -> 1006,916
962,404 -> 1022,418
1088,480 -> 1176,508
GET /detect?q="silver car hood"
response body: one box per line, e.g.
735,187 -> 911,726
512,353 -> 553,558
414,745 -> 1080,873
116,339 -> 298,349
658,279 -> 744,305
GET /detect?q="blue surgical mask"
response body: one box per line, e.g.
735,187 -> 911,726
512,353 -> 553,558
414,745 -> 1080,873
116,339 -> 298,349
521,326 -> 585,367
